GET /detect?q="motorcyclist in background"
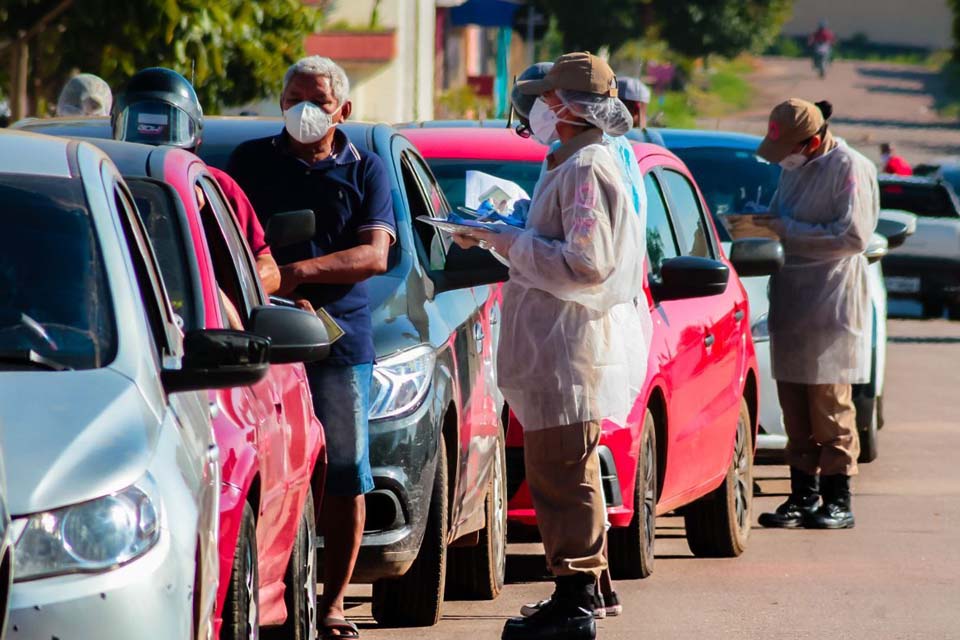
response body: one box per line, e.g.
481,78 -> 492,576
808,20 -> 837,79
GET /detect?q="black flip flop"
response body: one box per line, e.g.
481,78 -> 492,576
321,616 -> 361,639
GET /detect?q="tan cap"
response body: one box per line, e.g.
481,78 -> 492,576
516,52 -> 618,97
757,98 -> 825,163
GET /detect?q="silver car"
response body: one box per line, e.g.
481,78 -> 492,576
0,131 -> 269,639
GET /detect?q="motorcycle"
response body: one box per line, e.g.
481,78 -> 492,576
812,42 -> 831,79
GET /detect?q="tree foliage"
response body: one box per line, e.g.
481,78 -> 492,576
530,0 -> 649,54
1,0 -> 322,115
650,0 -> 794,61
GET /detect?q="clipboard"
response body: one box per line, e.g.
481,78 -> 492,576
315,307 -> 345,344
719,213 -> 780,240
416,215 -> 503,236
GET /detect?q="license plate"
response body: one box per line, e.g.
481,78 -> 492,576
885,276 -> 921,294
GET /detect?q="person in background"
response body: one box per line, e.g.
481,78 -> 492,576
458,52 -> 652,640
112,67 -> 280,294
749,98 -> 879,531
616,76 -> 651,130
56,73 -> 113,117
228,55 -> 396,640
880,142 -> 913,175
808,19 -> 836,49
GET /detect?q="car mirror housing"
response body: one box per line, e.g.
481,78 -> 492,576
429,245 -> 509,294
263,209 -> 316,248
162,329 -> 270,393
249,304 -> 333,364
729,238 -> 785,277
651,256 -> 730,302
865,234 -> 889,264
875,218 -> 911,250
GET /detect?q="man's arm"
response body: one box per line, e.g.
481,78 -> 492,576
276,228 -> 392,296
257,254 -> 281,294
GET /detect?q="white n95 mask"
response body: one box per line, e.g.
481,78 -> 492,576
779,153 -> 808,171
283,101 -> 340,144
529,98 -> 560,145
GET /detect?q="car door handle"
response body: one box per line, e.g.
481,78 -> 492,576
734,310 -> 745,322
704,334 -> 715,348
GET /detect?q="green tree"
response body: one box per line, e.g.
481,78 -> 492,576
531,0 -> 650,54
1,0 -> 321,120
950,0 -> 960,61
651,0 -> 793,62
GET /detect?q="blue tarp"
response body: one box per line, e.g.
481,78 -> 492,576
449,0 -> 522,27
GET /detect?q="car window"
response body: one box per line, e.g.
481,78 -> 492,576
197,175 -> 263,320
401,152 -> 450,269
644,173 -> 680,277
661,169 -> 714,258
126,179 -> 199,331
427,159 -> 542,207
111,180 -> 179,363
879,182 -> 960,219
0,173 -> 117,370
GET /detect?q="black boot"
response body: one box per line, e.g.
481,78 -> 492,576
502,575 -> 597,640
758,467 -> 821,529
805,474 -> 855,529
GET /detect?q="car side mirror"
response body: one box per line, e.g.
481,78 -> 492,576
162,329 -> 270,393
864,234 -> 889,264
264,210 -> 315,248
875,218 -> 911,250
249,304 -> 333,364
651,256 -> 730,302
429,244 -> 509,293
729,238 -> 785,277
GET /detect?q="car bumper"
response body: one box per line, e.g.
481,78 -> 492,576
8,530 -> 199,640
882,255 -> 960,302
319,393 -> 441,583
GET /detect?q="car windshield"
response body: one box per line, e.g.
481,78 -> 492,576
0,173 -> 116,370
126,179 -> 199,330
671,146 -> 782,241
426,159 -> 542,207
879,181 -> 960,218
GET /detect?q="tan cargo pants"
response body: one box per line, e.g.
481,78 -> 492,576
777,382 -> 860,477
523,421 -> 607,578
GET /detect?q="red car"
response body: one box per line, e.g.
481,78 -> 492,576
88,140 -> 329,639
403,125 -> 782,577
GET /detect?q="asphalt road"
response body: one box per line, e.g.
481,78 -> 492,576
699,56 -> 960,166
342,317 -> 960,639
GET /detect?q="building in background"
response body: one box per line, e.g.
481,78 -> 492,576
781,0 -> 951,50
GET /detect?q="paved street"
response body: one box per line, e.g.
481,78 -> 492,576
699,56 -> 960,166
344,318 -> 960,640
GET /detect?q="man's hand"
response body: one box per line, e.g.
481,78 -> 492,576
294,298 -> 315,314
257,254 -> 281,295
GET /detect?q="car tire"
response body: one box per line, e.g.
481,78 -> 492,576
684,398 -> 752,558
608,409 -> 656,580
922,299 -> 944,318
446,429 -> 507,600
263,487 -> 317,640
223,502 -> 259,640
372,441 -> 448,627
857,397 -> 879,464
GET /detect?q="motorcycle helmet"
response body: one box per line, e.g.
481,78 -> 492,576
510,62 -> 553,138
112,67 -> 203,150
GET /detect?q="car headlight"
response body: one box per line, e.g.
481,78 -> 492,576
751,313 -> 769,341
369,345 -> 437,421
13,478 -> 161,581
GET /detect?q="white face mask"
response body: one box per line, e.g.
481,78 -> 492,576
528,98 -> 560,145
283,101 -> 341,144
779,153 -> 808,171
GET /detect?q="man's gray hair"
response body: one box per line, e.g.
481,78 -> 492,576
282,56 -> 350,105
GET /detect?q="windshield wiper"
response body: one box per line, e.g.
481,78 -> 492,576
0,349 -> 73,371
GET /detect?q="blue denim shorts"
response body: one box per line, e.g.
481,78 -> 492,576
307,362 -> 375,497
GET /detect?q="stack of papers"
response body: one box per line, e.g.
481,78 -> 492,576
720,213 -> 780,240
417,216 -> 504,236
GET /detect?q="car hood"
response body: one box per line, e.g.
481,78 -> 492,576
0,368 -> 159,516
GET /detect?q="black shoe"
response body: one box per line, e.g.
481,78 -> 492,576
758,467 -> 820,528
503,577 -> 597,640
805,474 -> 855,529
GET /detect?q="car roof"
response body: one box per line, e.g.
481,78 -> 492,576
400,126 -> 548,162
0,129 -> 74,177
878,173 -> 944,186
655,128 -> 763,151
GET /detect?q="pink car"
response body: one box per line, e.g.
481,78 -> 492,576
92,139 -> 330,639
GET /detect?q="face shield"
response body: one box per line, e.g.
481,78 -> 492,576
113,101 -> 200,149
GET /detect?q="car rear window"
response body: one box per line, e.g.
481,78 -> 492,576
0,173 -> 117,370
879,182 -> 960,218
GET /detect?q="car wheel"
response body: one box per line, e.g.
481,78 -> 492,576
223,502 -> 259,640
372,441 -> 448,627
608,409 -> 656,580
446,428 -> 507,600
684,398 -> 753,558
263,487 -> 317,640
922,299 -> 944,318
857,397 -> 879,464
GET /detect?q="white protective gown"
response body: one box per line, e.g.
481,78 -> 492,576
768,139 -> 879,385
498,130 -> 653,431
